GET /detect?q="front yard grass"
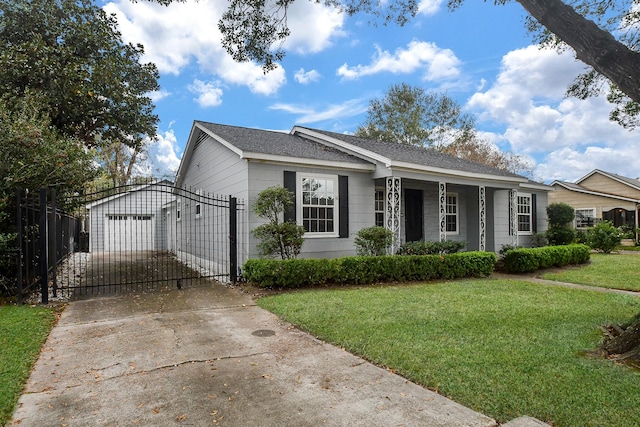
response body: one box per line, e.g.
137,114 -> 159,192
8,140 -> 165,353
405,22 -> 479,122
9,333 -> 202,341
0,305 -> 57,425
258,279 -> 640,426
541,253 -> 640,291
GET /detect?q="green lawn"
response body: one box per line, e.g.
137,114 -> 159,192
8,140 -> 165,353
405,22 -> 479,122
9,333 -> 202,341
0,305 -> 57,424
258,279 -> 640,426
542,253 -> 640,291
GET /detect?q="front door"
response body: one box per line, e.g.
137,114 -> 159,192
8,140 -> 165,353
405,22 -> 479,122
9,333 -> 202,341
405,189 -> 423,242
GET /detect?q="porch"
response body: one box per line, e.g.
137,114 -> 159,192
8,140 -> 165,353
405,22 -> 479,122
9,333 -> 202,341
377,177 -> 546,253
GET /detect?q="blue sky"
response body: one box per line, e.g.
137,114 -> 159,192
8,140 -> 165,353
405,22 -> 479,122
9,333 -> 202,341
100,0 -> 640,183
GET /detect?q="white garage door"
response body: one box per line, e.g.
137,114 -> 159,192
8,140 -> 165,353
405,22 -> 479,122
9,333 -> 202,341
104,215 -> 155,251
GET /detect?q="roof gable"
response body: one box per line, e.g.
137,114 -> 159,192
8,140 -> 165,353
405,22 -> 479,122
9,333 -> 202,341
550,180 -> 640,203
577,169 -> 640,191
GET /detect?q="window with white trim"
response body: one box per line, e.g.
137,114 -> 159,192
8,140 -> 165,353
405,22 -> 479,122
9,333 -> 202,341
195,189 -> 203,218
375,188 -> 385,227
299,174 -> 338,235
575,208 -> 595,228
176,200 -> 181,221
517,194 -> 532,233
445,193 -> 458,234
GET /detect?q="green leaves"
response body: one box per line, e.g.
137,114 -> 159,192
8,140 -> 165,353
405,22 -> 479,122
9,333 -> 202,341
0,0 -> 159,147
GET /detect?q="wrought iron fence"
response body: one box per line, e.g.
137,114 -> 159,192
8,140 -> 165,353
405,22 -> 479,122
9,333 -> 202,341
15,183 -> 245,304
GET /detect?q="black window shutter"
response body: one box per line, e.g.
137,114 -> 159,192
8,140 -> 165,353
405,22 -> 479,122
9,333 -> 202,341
283,171 -> 296,222
531,194 -> 537,233
339,175 -> 349,238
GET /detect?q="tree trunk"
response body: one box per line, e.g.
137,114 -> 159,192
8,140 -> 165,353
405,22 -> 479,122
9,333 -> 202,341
601,313 -> 640,363
515,0 -> 640,104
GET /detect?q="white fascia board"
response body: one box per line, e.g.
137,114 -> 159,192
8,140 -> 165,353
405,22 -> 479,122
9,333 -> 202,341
520,182 -> 553,191
243,152 -> 376,171
85,183 -> 156,209
390,160 -> 529,184
575,169 -> 640,191
291,126 -> 392,166
176,122 -> 244,187
196,123 -> 243,157
553,182 -> 640,203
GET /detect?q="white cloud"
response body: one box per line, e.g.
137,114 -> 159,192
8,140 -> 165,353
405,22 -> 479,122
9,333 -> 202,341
283,1 -> 346,54
269,99 -> 369,124
467,45 -> 640,182
417,0 -> 445,16
104,0 -> 301,96
294,68 -> 321,84
148,90 -> 171,103
148,129 -> 182,179
188,80 -> 224,108
337,40 -> 461,81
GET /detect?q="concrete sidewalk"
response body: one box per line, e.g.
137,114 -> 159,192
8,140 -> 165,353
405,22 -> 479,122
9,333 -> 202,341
10,281 -> 502,426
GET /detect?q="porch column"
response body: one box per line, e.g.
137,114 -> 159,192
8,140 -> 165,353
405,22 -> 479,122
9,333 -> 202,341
386,177 -> 401,253
479,186 -> 486,251
438,182 -> 446,242
510,189 -> 518,246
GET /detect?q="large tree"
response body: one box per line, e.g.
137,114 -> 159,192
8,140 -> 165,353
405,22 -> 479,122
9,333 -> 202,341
0,91 -> 97,296
356,83 -> 531,174
0,0 -> 160,149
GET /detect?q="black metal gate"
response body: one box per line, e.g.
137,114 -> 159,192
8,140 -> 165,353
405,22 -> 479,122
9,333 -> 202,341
16,182 -> 244,303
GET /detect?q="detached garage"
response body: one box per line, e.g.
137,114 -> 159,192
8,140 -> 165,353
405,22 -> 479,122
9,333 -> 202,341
87,182 -> 173,253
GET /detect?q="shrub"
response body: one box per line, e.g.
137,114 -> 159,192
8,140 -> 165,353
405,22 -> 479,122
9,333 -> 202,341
396,240 -> 465,255
546,227 -> 575,246
502,244 -> 590,273
243,251 -> 497,288
547,203 -> 576,226
585,221 -> 621,253
354,226 -> 393,256
545,202 -> 576,245
531,232 -> 548,248
251,186 -> 305,259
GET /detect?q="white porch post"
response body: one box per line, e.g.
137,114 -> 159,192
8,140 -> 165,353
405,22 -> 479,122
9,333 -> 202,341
438,182 -> 446,242
386,177 -> 401,254
479,186 -> 486,251
510,189 -> 518,246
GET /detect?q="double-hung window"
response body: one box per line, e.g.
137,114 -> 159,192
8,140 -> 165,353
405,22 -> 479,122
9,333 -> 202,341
517,194 -> 532,233
375,189 -> 385,227
299,174 -> 338,236
195,189 -> 203,218
445,193 -> 458,234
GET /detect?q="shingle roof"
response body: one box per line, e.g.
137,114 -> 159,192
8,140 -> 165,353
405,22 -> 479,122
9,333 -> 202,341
195,121 -> 528,180
295,127 -> 524,179
196,121 -> 370,165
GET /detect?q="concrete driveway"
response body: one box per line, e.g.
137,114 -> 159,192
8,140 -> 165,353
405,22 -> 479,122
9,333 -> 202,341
10,280 -> 498,427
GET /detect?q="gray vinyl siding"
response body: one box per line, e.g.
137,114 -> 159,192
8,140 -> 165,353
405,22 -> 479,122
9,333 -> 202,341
493,189 -> 512,251
172,137 -> 250,273
246,162 -> 373,259
182,136 -> 249,199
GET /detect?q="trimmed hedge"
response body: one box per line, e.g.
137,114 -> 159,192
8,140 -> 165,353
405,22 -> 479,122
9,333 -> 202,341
502,244 -> 591,273
243,251 -> 497,288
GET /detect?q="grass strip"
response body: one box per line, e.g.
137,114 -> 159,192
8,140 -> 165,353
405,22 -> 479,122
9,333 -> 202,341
0,305 -> 57,424
258,279 -> 640,426
542,253 -> 640,291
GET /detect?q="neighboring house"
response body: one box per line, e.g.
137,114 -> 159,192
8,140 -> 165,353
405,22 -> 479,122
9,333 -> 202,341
174,121 -> 551,263
86,181 -> 173,252
550,169 -> 640,232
